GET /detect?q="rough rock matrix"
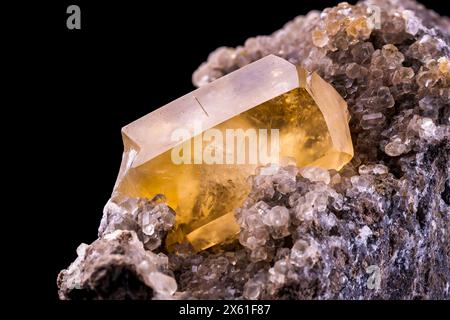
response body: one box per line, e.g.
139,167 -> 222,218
58,0 -> 449,300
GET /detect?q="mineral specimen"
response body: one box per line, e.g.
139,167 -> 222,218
114,55 -> 353,251
58,0 -> 450,300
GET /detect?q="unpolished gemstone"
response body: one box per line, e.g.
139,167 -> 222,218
113,55 -> 353,251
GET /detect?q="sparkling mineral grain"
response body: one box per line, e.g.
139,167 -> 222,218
58,0 -> 450,300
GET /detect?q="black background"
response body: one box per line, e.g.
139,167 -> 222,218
21,0 -> 449,303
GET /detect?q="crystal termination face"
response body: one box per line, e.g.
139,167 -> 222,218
113,55 -> 353,251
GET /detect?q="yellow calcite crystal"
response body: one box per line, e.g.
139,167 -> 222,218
113,55 -> 353,251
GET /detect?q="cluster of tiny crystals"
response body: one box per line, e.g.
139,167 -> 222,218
182,0 -> 450,299
58,0 -> 449,300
